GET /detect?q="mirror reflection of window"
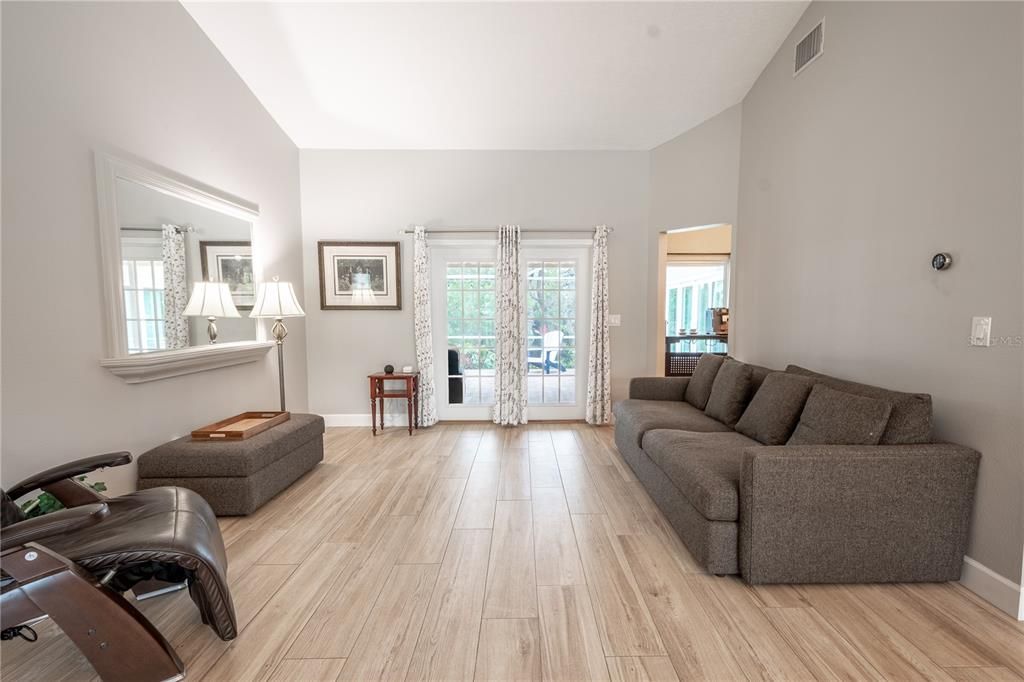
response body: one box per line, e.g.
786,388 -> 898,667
115,178 -> 256,353
121,246 -> 167,353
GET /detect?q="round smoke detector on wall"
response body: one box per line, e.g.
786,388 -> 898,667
931,253 -> 953,271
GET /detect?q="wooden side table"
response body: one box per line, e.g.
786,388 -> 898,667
368,372 -> 419,436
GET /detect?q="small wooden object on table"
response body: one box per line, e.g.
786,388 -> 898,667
368,372 -> 419,436
191,411 -> 290,440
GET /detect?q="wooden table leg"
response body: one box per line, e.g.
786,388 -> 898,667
414,377 -> 419,429
379,391 -> 385,432
370,378 -> 377,436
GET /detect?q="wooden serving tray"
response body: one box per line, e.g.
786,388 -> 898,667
191,411 -> 290,440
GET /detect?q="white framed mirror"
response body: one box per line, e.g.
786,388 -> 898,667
95,151 -> 273,382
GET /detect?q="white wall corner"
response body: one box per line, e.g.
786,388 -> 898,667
959,556 -> 1023,620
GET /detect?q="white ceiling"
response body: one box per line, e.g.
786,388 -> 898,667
185,2 -> 808,150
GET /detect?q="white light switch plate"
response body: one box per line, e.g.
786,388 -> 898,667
608,314 -> 622,326
970,316 -> 992,347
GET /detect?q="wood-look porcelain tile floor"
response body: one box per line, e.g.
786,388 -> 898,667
4,423 -> 1024,681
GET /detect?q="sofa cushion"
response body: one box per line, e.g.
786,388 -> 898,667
684,354 -> 725,409
786,365 -> 932,444
704,359 -> 755,427
735,372 -> 816,445
788,384 -> 892,446
642,429 -> 761,521
613,399 -> 732,448
747,363 -> 775,393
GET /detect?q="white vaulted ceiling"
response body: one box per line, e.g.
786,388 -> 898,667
184,2 -> 807,150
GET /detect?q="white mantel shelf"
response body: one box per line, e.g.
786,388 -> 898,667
101,341 -> 275,383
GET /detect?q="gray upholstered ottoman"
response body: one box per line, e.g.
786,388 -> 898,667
137,413 -> 325,516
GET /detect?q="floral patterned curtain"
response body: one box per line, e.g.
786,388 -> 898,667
586,225 -> 611,424
492,224 -> 528,425
413,226 -> 439,426
161,225 -> 190,350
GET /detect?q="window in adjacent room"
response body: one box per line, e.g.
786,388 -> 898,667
665,261 -> 728,353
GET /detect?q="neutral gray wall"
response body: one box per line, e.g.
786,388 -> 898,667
734,1 -> 1024,583
300,150 -> 649,416
650,104 -> 742,233
1,2 -> 308,493
648,105 -> 743,367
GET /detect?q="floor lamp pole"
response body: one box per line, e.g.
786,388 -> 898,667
272,317 -> 288,412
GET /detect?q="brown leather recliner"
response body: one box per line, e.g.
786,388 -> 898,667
1,451 -> 238,681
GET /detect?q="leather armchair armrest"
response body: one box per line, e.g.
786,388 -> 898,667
7,452 -> 131,501
0,503 -> 109,551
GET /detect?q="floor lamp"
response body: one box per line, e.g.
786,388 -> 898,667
250,277 -> 305,411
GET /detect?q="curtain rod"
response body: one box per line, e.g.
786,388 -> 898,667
121,223 -> 194,234
397,226 -> 612,236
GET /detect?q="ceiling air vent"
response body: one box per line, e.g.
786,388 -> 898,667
794,20 -> 824,77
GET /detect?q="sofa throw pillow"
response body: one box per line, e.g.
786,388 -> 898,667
704,359 -> 754,427
788,384 -> 893,446
786,364 -> 932,444
735,372 -> 816,445
684,354 -> 725,410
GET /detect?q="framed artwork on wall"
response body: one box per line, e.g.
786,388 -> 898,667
318,241 -> 402,310
199,241 -> 255,310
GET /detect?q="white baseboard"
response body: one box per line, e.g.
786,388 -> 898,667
323,413 -> 410,428
960,555 -> 1022,620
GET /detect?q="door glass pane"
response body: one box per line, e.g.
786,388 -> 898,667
126,321 -> 140,352
527,376 -> 543,403
136,261 -> 153,289
526,259 -> 577,404
445,260 -> 495,406
560,375 -> 576,403
480,264 -> 495,289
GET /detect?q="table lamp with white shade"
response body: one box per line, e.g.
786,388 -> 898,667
183,281 -> 240,344
249,277 -> 305,411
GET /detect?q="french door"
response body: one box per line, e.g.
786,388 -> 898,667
431,244 -> 590,421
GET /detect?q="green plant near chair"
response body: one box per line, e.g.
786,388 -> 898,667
19,477 -> 107,518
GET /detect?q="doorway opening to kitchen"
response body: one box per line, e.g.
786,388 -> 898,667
657,223 -> 733,377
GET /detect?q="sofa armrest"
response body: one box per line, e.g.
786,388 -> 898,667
739,443 -> 980,584
628,377 -> 689,401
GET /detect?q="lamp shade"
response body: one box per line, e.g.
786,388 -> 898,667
183,282 -> 240,318
250,278 -> 305,318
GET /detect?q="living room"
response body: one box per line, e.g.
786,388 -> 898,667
2,1 -> 1023,681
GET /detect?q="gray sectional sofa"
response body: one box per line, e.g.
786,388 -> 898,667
613,355 -> 980,584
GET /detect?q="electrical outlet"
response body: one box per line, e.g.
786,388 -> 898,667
608,314 -> 622,327
970,316 -> 992,347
